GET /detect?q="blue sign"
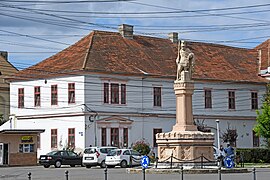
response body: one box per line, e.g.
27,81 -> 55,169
141,156 -> 149,168
224,157 -> 234,168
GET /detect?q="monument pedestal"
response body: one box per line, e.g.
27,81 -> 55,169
156,77 -> 214,163
156,131 -> 214,162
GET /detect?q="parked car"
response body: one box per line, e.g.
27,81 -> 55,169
39,150 -> 82,168
105,149 -> 142,168
83,146 -> 117,168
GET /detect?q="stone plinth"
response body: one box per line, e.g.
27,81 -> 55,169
156,131 -> 214,162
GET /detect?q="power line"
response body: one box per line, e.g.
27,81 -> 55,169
3,2 -> 270,14
1,0 -> 133,4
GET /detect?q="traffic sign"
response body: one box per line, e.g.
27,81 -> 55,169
224,157 -> 234,168
141,156 -> 149,168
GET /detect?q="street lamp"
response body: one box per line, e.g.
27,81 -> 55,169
216,119 -> 220,149
216,119 -> 220,166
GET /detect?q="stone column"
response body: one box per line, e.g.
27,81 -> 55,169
172,72 -> 197,131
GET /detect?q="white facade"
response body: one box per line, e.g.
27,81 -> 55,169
2,73 -> 266,156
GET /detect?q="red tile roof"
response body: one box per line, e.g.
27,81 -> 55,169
13,30 -> 266,83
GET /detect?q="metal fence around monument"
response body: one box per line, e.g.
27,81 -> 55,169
155,153 -> 217,169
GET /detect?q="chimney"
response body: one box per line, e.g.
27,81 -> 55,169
118,24 -> 133,39
168,32 -> 178,43
0,51 -> 8,60
258,49 -> 262,73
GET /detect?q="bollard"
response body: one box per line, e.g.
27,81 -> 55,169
28,172 -> 31,180
200,154 -> 203,169
104,166 -> 108,180
142,167 -> 145,180
65,170 -> 69,180
130,156 -> 133,168
253,167 -> 256,180
218,166 -> 221,180
180,165 -> 184,180
170,153 -> 173,169
155,157 -> 158,168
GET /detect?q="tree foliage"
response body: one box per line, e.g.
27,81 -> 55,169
254,83 -> 270,148
221,123 -> 238,146
254,102 -> 270,139
0,114 -> 5,126
132,140 -> 150,155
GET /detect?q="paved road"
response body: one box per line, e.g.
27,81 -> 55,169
0,166 -> 270,180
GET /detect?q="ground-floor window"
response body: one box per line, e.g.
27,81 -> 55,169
19,144 -> 34,153
68,128 -> 75,148
101,128 -> 107,146
123,128 -> 128,147
253,130 -> 260,147
153,128 -> 162,147
111,128 -> 119,147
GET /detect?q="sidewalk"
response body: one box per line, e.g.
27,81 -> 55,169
127,166 -> 249,174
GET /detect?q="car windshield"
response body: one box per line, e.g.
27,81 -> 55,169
84,148 -> 96,154
46,151 -> 58,155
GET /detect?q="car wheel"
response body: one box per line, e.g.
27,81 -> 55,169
86,165 -> 92,168
100,160 -> 106,168
120,160 -> 128,168
70,165 -> 75,167
54,160 -> 62,168
44,165 -> 50,168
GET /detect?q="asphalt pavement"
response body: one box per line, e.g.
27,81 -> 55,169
0,165 -> 270,180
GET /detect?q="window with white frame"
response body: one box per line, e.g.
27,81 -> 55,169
103,82 -> 126,105
68,83 -> 75,104
228,90 -> 235,110
204,89 -> 212,109
34,86 -> 41,107
19,144 -> 34,153
18,88 -> 24,108
251,92 -> 258,110
153,87 -> 162,107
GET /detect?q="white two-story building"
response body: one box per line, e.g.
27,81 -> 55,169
2,24 -> 267,156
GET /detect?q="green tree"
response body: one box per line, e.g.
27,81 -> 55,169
254,102 -> 270,148
132,140 -> 150,155
0,114 -> 5,126
254,83 -> 270,148
221,123 -> 238,146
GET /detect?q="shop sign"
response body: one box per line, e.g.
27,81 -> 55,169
21,136 -> 33,143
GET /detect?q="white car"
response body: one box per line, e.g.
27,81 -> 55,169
105,149 -> 142,168
83,146 -> 117,168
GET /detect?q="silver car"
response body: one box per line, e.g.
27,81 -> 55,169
83,146 -> 117,168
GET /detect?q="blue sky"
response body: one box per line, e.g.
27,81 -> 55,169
1,0 -> 270,70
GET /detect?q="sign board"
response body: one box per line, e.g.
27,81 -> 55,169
21,136 -> 33,143
141,155 -> 149,168
224,157 -> 234,168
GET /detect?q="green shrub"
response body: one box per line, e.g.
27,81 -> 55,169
132,140 -> 151,155
236,148 -> 270,163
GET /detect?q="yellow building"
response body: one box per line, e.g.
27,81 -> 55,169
0,52 -> 18,124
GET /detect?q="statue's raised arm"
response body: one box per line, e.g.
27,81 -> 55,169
175,41 -> 195,82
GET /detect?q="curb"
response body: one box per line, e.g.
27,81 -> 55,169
126,168 -> 249,174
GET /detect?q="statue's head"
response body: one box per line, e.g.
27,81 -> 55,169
181,41 -> 187,49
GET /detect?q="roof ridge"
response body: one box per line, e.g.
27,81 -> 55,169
82,31 -> 95,70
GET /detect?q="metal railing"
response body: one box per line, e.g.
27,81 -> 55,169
155,153 -> 217,169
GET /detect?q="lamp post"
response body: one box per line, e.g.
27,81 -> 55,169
216,119 -> 220,149
216,119 -> 220,166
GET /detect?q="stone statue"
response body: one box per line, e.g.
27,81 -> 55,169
176,41 -> 195,81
